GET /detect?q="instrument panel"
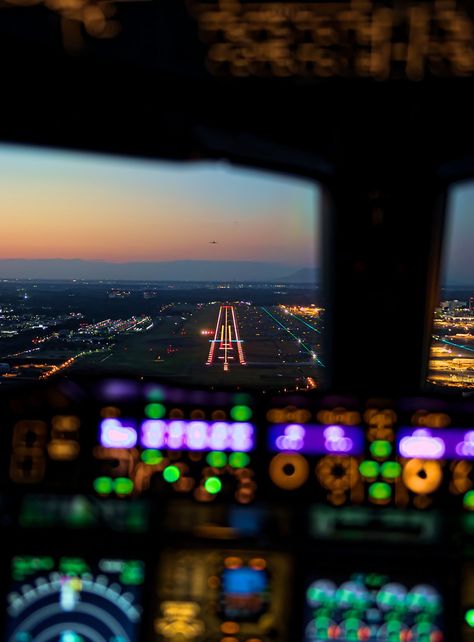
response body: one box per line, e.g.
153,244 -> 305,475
3,378 -> 474,512
6,556 -> 144,642
0,378 -> 474,641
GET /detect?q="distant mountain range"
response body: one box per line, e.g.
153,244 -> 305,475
0,259 -> 319,283
281,267 -> 319,283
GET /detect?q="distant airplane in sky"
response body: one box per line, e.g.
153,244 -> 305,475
209,240 -> 218,244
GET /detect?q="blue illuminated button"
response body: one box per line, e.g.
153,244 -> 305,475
59,633 -> 84,642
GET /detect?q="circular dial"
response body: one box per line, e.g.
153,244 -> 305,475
6,572 -> 141,642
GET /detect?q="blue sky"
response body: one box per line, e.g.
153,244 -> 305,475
444,183 -> 474,285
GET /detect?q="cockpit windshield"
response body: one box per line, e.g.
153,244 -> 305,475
0,144 -> 325,391
428,182 -> 474,390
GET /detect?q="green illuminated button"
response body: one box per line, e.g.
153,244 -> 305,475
370,440 -> 392,458
359,460 -> 380,478
145,402 -> 166,419
141,449 -> 163,465
230,405 -> 252,421
465,609 -> 474,627
206,451 -> 227,468
114,478 -> 134,495
204,476 -> 222,494
314,615 -> 330,631
415,621 -> 433,634
60,557 -> 90,575
345,617 -> 361,630
464,491 -> 474,510
121,560 -> 145,586
387,620 -> 402,632
228,452 -> 250,468
380,462 -> 402,480
369,482 -> 392,501
163,465 -> 180,483
93,476 -> 113,495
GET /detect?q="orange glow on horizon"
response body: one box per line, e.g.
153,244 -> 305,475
0,146 -> 319,267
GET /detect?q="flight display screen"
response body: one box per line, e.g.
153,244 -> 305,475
303,572 -> 444,642
428,181 -> 474,390
221,566 -> 269,620
0,144 -> 324,393
5,556 -> 144,642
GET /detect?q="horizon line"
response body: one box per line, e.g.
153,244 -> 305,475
0,257 -> 317,266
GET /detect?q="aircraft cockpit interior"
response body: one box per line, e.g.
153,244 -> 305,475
2,1 -> 474,641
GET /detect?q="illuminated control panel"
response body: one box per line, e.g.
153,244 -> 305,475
154,549 -> 290,642
0,380 -> 472,641
5,556 -> 144,642
95,416 -> 256,504
265,404 -> 474,511
5,379 -> 474,513
303,573 -> 444,642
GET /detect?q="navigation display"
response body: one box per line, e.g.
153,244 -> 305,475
0,144 -> 324,392
428,182 -> 474,389
5,556 -> 144,642
303,572 -> 444,642
155,549 -> 289,642
221,567 -> 269,620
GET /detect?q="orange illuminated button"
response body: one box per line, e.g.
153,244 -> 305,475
249,558 -> 266,571
269,453 -> 309,490
221,622 -> 240,634
100,406 -> 120,418
402,459 -> 443,494
224,557 -> 243,569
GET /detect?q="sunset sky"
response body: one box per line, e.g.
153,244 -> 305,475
444,183 -> 474,285
0,144 -> 319,270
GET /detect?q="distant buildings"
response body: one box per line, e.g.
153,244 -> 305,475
430,298 -> 474,388
440,299 -> 468,311
108,289 -> 131,299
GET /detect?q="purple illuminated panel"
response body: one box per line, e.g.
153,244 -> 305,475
397,428 -> 474,459
140,420 -> 254,452
100,418 -> 138,448
268,424 -> 364,455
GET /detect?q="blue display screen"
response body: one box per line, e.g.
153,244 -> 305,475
221,568 -> 269,620
223,568 -> 268,594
